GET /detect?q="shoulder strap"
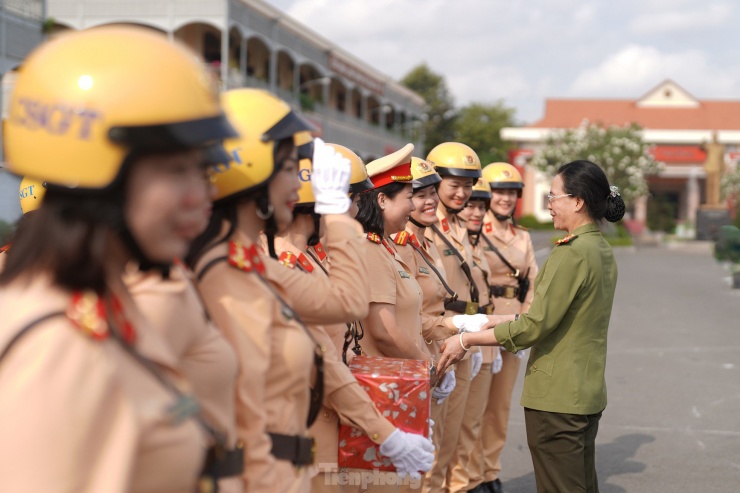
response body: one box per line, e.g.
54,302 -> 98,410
480,234 -> 520,278
430,224 -> 479,303
408,242 -> 457,300
196,255 -> 229,282
0,311 -> 66,364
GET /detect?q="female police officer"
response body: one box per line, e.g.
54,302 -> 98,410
438,160 -> 626,493
0,26 -> 236,492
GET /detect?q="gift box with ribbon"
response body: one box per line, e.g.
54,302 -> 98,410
337,355 -> 430,471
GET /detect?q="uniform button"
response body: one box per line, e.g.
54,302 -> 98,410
532,365 -> 537,370
372,433 -> 380,440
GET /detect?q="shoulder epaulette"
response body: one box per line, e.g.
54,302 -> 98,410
228,240 -> 265,274
555,234 -> 578,245
367,232 -> 382,244
394,231 -> 410,246
312,242 -> 327,262
484,222 -> 493,234
440,218 -> 451,233
408,234 -> 421,249
278,251 -> 298,269
66,291 -> 136,344
297,253 -> 314,273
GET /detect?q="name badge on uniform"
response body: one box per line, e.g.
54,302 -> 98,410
399,270 -> 411,279
443,249 -> 455,256
165,394 -> 201,425
419,267 -> 430,275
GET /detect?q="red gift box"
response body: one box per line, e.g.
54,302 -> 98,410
338,355 -> 430,471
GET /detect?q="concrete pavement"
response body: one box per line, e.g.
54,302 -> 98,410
495,242 -> 740,493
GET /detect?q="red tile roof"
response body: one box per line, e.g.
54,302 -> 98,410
530,99 -> 740,130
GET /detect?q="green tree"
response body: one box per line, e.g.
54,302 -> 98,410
401,63 -> 456,155
721,164 -> 740,228
0,220 -> 13,245
530,120 -> 663,204
453,101 -> 516,165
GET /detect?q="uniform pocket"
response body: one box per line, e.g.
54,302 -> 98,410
522,349 -> 553,399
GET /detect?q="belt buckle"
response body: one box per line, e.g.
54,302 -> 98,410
504,286 -> 516,298
310,436 -> 317,465
465,302 -> 479,315
486,305 -> 494,315
198,477 -> 216,493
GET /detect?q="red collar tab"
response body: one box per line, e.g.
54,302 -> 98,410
408,234 -> 421,249
297,253 -> 314,273
394,231 -> 409,246
441,217 -> 451,233
229,240 -> 265,274
367,232 -> 382,244
484,222 -> 493,233
555,234 -> 578,245
278,251 -> 298,269
67,291 -> 136,344
312,242 -> 327,261
369,161 -> 413,189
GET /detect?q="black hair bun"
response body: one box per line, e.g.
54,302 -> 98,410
604,195 -> 626,223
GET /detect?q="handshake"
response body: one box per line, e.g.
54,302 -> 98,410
450,313 -> 491,333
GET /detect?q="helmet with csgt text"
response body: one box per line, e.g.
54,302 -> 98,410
426,142 -> 482,179
482,162 -> 524,197
410,156 -> 441,191
214,88 -> 316,201
19,177 -> 46,214
4,26 -> 237,190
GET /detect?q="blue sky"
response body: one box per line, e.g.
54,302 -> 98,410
268,0 -> 740,124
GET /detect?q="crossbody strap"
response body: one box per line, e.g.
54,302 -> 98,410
481,234 -> 519,277
430,224 -> 479,303
409,241 -> 457,300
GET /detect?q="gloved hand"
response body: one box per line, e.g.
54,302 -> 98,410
470,351 -> 483,379
432,370 -> 456,404
311,137 -> 351,215
450,313 -> 489,333
379,429 -> 435,479
491,349 -> 503,374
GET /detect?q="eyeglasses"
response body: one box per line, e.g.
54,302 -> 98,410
546,193 -> 572,203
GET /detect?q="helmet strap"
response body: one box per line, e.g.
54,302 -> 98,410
408,216 -> 426,229
493,212 -> 511,222
307,212 -> 321,247
468,230 -> 480,246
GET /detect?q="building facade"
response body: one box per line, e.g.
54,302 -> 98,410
501,80 -> 739,235
47,0 -> 426,161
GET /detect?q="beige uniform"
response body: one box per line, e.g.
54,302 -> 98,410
394,230 -> 458,493
270,234 -> 396,493
468,211 -> 538,489
125,264 -> 242,493
0,275 -> 206,493
195,216 -> 372,493
447,237 -> 496,493
425,209 -> 480,493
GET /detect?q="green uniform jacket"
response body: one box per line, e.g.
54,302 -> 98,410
493,223 -> 617,415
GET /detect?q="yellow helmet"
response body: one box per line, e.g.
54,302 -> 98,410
296,158 -> 314,206
19,177 -> 46,214
4,26 -> 236,190
470,177 -> 492,201
426,142 -> 482,179
214,88 -> 315,201
410,156 -> 441,190
482,162 -> 523,197
325,144 -> 370,195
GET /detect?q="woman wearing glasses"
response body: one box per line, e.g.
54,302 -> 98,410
438,160 -> 626,493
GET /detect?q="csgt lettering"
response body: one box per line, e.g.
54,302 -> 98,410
298,168 -> 311,182
12,98 -> 102,140
19,185 -> 35,199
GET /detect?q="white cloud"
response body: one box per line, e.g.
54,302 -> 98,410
629,3 -> 733,33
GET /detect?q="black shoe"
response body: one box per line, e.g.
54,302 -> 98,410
489,478 -> 503,493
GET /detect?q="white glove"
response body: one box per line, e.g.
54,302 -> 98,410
432,370 -> 456,404
470,351 -> 483,379
379,429 -> 435,479
451,313 -> 489,333
428,418 -> 435,441
311,137 -> 351,215
491,350 -> 503,374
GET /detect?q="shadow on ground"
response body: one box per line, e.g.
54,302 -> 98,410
502,433 -> 655,493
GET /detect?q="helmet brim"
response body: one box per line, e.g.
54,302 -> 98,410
262,111 -> 317,143
470,191 -> 492,201
436,168 -> 482,179
413,174 -> 442,190
349,177 -> 374,194
490,182 -> 524,190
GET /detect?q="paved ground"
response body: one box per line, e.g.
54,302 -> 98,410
495,241 -> 740,493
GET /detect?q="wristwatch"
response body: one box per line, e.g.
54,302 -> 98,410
514,314 -> 520,321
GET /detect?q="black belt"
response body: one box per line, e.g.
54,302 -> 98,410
444,299 -> 493,315
201,443 -> 244,479
490,285 -> 519,299
269,433 -> 315,466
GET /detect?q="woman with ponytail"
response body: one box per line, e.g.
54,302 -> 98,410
438,159 -> 626,493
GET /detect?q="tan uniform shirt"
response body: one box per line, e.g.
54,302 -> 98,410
125,264 -> 242,493
0,276 -> 206,493
482,211 -> 539,314
271,234 -> 395,472
469,237 -> 498,363
195,216 -> 372,492
357,234 -> 428,359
